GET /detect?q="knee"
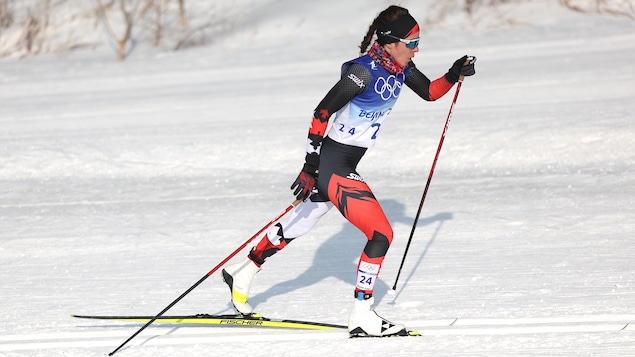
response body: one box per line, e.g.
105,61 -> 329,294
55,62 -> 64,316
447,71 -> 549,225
363,231 -> 392,259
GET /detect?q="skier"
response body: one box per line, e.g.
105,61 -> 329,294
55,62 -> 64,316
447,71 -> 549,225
222,5 -> 476,337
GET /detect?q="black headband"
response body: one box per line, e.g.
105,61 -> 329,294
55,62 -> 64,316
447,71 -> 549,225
376,13 -> 419,45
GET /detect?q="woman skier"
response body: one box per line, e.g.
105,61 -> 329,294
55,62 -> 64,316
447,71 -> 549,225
222,5 -> 476,337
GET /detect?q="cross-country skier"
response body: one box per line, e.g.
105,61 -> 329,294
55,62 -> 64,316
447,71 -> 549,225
222,5 -> 476,337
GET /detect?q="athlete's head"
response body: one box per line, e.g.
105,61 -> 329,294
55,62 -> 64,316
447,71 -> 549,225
359,6 -> 420,67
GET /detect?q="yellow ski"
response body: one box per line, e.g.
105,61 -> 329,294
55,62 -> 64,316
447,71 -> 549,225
72,313 -> 346,331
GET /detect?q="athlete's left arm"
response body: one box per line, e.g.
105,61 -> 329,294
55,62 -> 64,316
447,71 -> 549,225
404,61 -> 454,101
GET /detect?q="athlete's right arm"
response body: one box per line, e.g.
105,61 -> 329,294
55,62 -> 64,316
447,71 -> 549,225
291,64 -> 370,200
306,63 -> 370,161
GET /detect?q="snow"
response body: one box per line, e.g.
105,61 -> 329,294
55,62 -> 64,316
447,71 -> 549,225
1,1 -> 634,356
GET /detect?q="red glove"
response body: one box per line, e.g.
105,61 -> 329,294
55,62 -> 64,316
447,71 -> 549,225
290,163 -> 318,201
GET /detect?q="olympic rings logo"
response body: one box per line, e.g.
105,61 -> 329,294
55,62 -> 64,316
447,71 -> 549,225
374,73 -> 405,101
359,262 -> 379,273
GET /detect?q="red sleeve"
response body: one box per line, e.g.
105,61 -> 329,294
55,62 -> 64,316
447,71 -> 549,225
405,63 -> 455,102
428,76 -> 454,101
308,109 -> 329,137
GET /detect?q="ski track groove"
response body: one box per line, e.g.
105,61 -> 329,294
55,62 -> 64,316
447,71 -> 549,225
1,316 -> 631,352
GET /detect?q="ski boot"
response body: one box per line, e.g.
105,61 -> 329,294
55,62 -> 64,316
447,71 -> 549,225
348,294 -> 406,337
221,258 -> 260,314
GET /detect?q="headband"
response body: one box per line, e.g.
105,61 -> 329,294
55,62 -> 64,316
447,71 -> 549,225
376,13 -> 419,45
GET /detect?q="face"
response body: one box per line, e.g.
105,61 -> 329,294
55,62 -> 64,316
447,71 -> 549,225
383,32 -> 420,67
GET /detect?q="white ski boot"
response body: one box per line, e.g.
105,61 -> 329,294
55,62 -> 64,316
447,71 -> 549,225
348,296 -> 406,337
221,258 -> 260,314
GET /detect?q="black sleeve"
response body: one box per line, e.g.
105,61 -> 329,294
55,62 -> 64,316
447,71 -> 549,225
304,63 -> 371,167
313,63 -> 371,119
404,61 -> 433,101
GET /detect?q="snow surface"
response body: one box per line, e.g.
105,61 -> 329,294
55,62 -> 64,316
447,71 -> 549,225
1,1 -> 634,356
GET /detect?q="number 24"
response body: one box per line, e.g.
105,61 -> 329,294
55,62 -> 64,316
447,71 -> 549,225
339,123 -> 381,139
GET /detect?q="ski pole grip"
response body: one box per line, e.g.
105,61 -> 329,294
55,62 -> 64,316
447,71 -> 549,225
458,57 -> 473,82
292,190 -> 315,206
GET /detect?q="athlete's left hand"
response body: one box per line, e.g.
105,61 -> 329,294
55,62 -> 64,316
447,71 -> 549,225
446,55 -> 477,83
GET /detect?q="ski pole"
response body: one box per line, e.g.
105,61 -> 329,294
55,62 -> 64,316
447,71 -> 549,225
109,198 -> 303,356
391,64 -> 471,292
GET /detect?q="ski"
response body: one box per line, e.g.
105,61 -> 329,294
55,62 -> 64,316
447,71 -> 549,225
72,313 -> 346,331
73,313 -> 422,337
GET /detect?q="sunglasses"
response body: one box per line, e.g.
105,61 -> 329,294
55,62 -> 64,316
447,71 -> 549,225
383,34 -> 420,49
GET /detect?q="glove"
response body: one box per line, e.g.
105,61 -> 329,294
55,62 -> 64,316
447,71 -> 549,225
445,55 -> 477,83
290,163 -> 318,201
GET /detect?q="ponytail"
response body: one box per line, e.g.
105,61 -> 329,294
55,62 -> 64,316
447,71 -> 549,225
358,24 -> 375,55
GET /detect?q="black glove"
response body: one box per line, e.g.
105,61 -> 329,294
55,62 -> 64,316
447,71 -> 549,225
445,55 -> 477,83
290,163 -> 318,201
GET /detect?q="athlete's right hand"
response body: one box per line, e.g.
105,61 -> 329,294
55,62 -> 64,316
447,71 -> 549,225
291,164 -> 318,201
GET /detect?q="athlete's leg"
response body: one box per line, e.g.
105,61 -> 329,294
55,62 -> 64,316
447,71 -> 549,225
222,197 -> 333,314
314,138 -> 404,336
324,173 -> 404,336
326,174 -> 393,299
248,198 -> 333,266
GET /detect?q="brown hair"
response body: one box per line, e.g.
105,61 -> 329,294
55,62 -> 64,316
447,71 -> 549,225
359,5 -> 410,54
